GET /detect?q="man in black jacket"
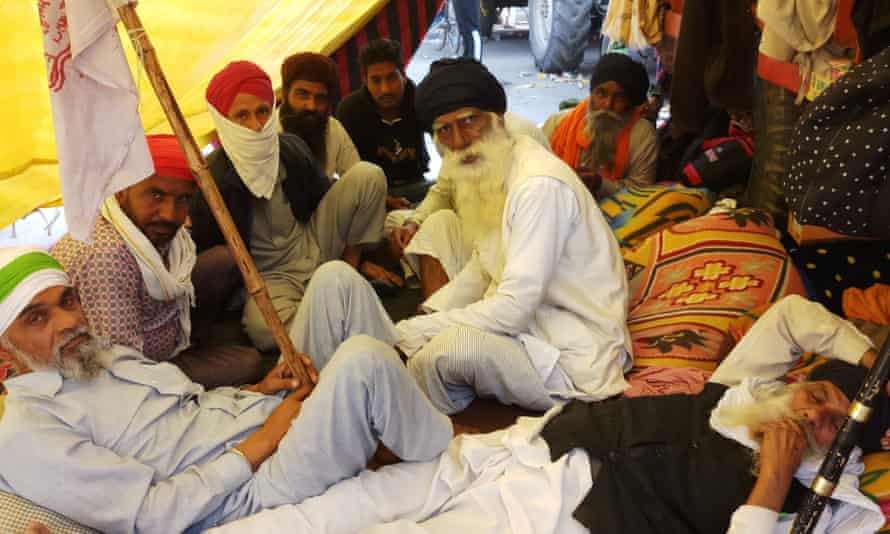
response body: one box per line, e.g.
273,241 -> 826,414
337,39 -> 431,206
190,61 -> 398,352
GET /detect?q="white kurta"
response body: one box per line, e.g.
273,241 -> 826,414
398,136 -> 633,402
205,296 -> 884,534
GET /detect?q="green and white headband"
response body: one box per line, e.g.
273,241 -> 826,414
0,247 -> 70,336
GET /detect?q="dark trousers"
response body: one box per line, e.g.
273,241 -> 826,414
453,0 -> 482,60
177,244 -> 267,389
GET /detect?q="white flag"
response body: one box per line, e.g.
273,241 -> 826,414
38,0 -> 153,241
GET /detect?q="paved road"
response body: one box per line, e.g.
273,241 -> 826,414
406,28 -> 603,127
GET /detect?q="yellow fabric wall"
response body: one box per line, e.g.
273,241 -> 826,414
0,0 -> 387,229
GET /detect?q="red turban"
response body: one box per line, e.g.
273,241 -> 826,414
206,61 -> 275,115
147,134 -> 193,181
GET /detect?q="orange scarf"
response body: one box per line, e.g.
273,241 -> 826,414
549,97 -> 642,181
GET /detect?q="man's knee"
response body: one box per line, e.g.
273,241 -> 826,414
307,260 -> 365,299
324,334 -> 402,381
342,162 -> 387,194
409,326 -> 478,371
421,209 -> 460,234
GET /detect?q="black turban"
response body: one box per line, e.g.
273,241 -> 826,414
809,359 -> 890,454
590,53 -> 650,106
415,58 -> 507,132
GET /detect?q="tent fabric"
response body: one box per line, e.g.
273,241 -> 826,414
332,0 -> 441,98
0,0 -> 439,231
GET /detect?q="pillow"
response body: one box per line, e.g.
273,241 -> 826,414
624,209 -> 807,370
599,184 -> 714,250
0,491 -> 99,534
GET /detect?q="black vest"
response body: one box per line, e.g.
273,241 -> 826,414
541,383 -> 807,534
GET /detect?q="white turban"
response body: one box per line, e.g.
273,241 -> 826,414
0,247 -> 70,337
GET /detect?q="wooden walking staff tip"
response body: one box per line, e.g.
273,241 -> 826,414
115,4 -> 311,385
791,334 -> 890,533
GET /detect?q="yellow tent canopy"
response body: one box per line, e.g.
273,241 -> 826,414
0,0 -> 399,230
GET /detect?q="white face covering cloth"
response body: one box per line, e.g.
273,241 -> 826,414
207,99 -> 280,199
101,196 -> 196,357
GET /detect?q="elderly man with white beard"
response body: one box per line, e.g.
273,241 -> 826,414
543,53 -> 657,199
386,59 -> 551,300
0,246 -> 453,533
207,295 -> 888,534
383,58 -> 634,415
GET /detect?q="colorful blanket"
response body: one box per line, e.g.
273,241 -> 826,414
599,184 -> 714,250
624,208 -> 807,370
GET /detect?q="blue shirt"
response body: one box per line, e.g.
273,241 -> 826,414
0,346 -> 281,533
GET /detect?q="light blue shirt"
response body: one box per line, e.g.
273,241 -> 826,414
0,346 -> 281,533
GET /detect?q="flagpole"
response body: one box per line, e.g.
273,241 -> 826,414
115,3 -> 311,385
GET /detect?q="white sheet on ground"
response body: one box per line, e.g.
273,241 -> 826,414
204,411 -> 592,534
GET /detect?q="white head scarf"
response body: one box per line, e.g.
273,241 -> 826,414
101,196 -> 196,357
207,99 -> 280,199
0,247 -> 71,337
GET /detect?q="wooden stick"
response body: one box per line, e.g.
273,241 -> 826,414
792,337 -> 890,532
116,4 -> 311,385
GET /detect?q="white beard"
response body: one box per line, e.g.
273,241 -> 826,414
438,122 -> 515,247
717,382 -> 827,461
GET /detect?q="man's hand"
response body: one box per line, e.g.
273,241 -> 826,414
746,418 -> 807,511
391,222 -> 419,252
235,384 -> 314,471
361,260 -> 405,287
242,355 -> 318,396
387,195 -> 412,210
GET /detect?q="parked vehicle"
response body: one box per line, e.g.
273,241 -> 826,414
483,0 -> 610,73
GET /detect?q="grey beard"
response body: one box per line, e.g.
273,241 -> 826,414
1,328 -> 106,380
581,108 -> 627,173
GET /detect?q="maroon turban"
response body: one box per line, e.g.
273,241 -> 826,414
281,52 -> 339,95
206,61 -> 275,115
147,134 -> 192,181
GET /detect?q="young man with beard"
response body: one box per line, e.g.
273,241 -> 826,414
190,61 -> 400,352
337,39 -> 431,205
0,246 -> 452,533
209,295 -> 888,534
390,58 -> 634,414
278,52 -> 361,180
544,53 -> 658,198
51,135 -> 265,388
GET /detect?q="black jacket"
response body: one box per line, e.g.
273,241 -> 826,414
541,383 -> 807,534
190,133 -> 331,253
336,81 -> 429,186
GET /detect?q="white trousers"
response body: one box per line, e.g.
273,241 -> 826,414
287,260 -> 399,371
194,334 -> 454,531
407,325 -> 557,414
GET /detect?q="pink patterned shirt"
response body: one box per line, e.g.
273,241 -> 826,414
51,218 -> 183,362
